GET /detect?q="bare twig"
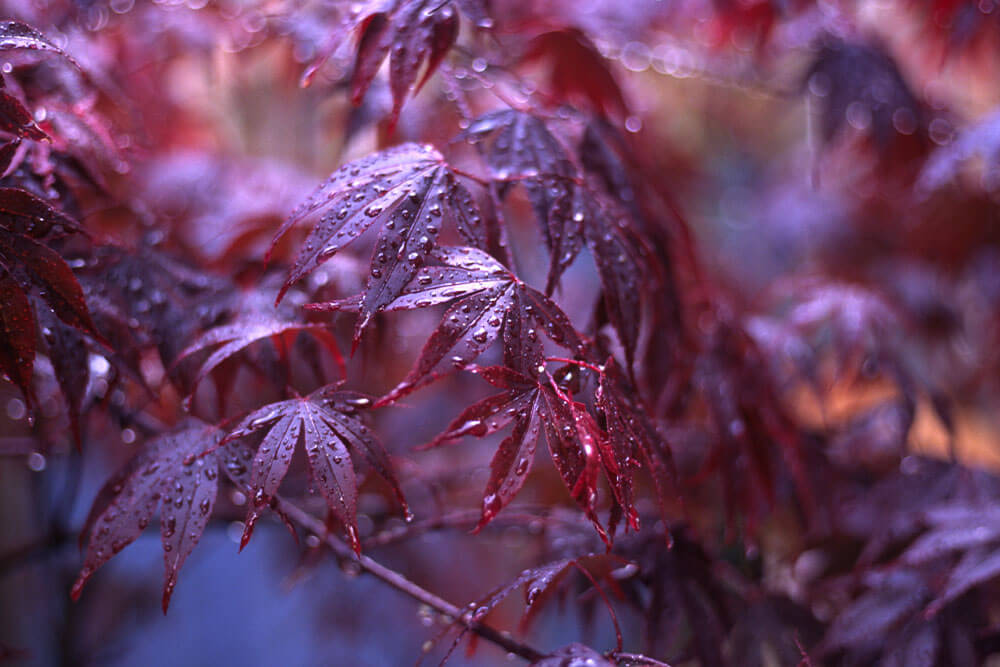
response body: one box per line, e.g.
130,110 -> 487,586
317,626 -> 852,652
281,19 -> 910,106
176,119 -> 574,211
276,498 -> 547,663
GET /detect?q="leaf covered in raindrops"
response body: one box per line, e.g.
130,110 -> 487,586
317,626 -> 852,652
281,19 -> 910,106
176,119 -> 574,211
426,365 -> 611,542
595,359 -> 676,533
313,246 -> 584,402
461,111 -> 647,362
531,643 -> 615,667
462,109 -> 578,292
0,20 -> 70,56
270,142 -> 487,341
222,387 -> 408,553
0,190 -> 100,407
346,0 -> 488,126
73,426 -> 224,612
0,267 -> 34,403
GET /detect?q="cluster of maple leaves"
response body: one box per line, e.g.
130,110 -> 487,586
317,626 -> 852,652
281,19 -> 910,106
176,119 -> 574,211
4,0 -> 1000,664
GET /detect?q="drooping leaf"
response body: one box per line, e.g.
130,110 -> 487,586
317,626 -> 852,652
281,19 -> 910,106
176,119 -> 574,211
315,246 -> 583,402
0,137 -> 21,175
443,554 -> 625,664
63,244 -> 237,405
595,359 -> 677,532
462,109 -> 579,290
521,29 -> 628,120
38,308 -> 89,445
72,426 -> 223,612
461,111 -> 648,361
175,317 -> 343,404
572,185 -> 644,365
270,143 -> 487,340
223,387 -> 407,553
0,267 -> 34,402
0,187 -> 83,239
0,228 -> 99,338
427,365 -> 610,542
346,0 -> 486,126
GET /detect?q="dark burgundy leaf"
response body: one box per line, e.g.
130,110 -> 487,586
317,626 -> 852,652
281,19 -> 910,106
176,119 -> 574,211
334,246 -> 585,402
0,268 -> 34,402
0,228 -> 99,339
596,360 -> 676,531
223,387 -> 407,553
462,110 -> 579,290
0,187 -> 82,238
0,137 -> 21,175
348,0 -> 467,126
427,366 -> 609,541
270,143 -> 487,340
73,426 -> 223,612
0,90 -> 46,140
572,186 -> 643,365
175,318 -> 343,404
39,308 -> 89,445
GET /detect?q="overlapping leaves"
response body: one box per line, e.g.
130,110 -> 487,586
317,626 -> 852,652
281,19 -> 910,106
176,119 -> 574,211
462,110 -> 647,363
312,246 -> 584,400
270,143 -> 487,341
428,365 -> 618,543
345,0 -> 490,126
176,308 -> 344,406
0,187 -> 100,407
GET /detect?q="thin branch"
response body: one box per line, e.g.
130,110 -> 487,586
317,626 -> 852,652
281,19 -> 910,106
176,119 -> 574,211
275,498 -> 547,663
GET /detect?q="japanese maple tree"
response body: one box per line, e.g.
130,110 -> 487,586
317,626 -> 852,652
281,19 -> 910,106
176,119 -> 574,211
3,1 -> 1000,665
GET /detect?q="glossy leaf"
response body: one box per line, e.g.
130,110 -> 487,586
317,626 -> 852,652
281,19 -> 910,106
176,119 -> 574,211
73,426 -> 223,612
0,228 -> 99,338
348,0 -> 479,126
322,246 -> 585,402
223,388 -> 407,553
427,366 -> 609,542
0,90 -> 46,140
0,20 -> 68,55
270,143 -> 487,340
